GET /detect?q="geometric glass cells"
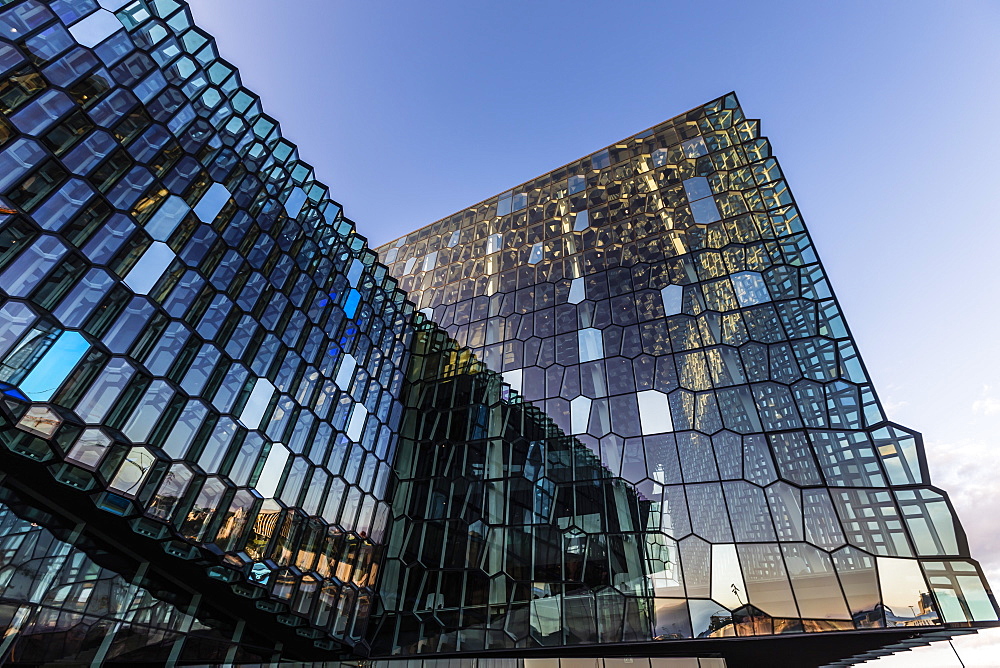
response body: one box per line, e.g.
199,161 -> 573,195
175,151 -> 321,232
145,195 -> 190,241
661,284 -> 684,315
578,327 -> 604,363
0,4 -> 995,662
17,330 -> 90,402
731,271 -> 771,307
239,377 -> 274,429
682,136 -> 709,158
67,10 -> 122,48
123,241 -> 175,295
637,390 -> 673,434
284,186 -> 307,217
193,182 -> 231,222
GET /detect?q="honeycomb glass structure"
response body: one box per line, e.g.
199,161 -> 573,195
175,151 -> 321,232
0,0 -> 996,665
0,0 -> 413,659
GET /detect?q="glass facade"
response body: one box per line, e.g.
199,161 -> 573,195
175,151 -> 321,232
0,0 -> 412,659
0,0 -> 995,665
373,98 -> 1000,658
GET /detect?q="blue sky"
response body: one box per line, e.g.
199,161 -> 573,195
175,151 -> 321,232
187,2 -> 1000,663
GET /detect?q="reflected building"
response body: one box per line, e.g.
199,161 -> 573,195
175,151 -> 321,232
0,0 -> 996,666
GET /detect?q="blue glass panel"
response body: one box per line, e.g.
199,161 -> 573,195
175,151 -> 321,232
134,69 -> 167,103
0,139 -> 47,192
49,0 -> 99,24
496,196 -> 512,216
591,149 -> 610,169
690,196 -> 721,225
11,89 -> 75,135
34,178 -> 94,232
0,41 -> 26,76
19,330 -> 90,401
68,9 -> 123,48
124,241 -> 175,294
732,271 -> 771,307
193,182 -> 230,222
683,176 -> 713,202
146,194 -> 190,241
682,136 -> 708,158
284,186 -> 307,217
344,288 -> 361,320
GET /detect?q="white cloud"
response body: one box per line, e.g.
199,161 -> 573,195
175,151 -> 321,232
878,383 -> 910,417
971,384 -> 1000,415
923,438 -> 1000,583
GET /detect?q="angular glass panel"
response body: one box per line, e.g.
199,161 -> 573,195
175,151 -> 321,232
782,543 -> 850,619
661,284 -> 683,316
570,395 -> 591,434
690,197 -> 721,225
17,404 -> 62,438
162,398 -> 207,459
737,543 -> 798,618
871,425 -> 923,485
683,177 -> 712,202
956,574 -> 999,622
486,232 -> 502,254
123,240 -> 174,294
682,136 -> 708,158
0,302 -> 36,360
895,488 -> 959,556
66,427 -> 112,468
193,181 -> 230,222
285,186 -> 307,217
496,196 -> 512,216
347,402 -> 367,441
503,368 -> 522,394
68,9 -> 122,48
17,329 -> 90,401
108,446 -> 155,496
568,277 -> 585,304
145,193 -> 189,240
343,287 -> 361,319
255,442 -> 289,498
122,379 -> 174,443
731,271 -> 770,307
422,250 -> 437,272
877,557 -> 938,626
336,352 -> 357,391
239,376 -> 274,429
710,543 -> 746,610
832,546 -> 881,625
528,242 -> 543,265
578,327 -> 603,363
637,390 -> 673,434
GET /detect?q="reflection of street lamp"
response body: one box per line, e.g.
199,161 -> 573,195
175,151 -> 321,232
909,605 -> 917,617
731,583 -> 745,607
118,452 -> 152,494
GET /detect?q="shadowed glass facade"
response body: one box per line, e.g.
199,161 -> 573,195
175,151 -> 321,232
0,0 -> 412,659
0,0 -> 995,665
